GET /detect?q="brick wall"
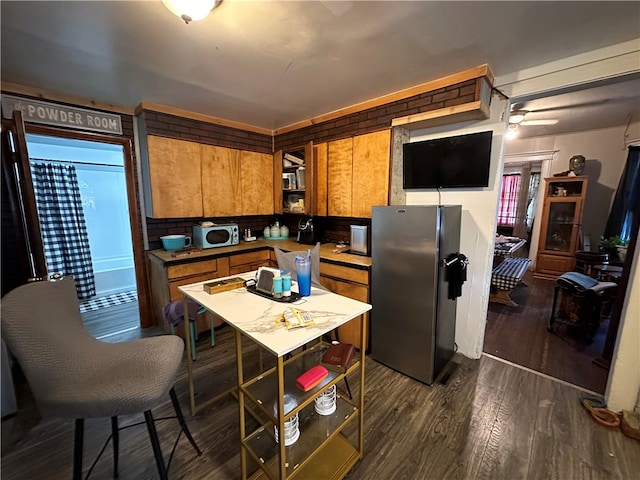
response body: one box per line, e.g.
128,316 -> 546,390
274,78 -> 479,150
141,110 -> 272,153
270,78 -> 484,243
147,215 -> 275,248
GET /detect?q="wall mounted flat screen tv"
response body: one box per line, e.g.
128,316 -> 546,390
403,130 -> 493,189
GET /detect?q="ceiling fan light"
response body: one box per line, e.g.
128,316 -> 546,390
509,110 -> 528,124
506,123 -> 519,140
162,0 -> 222,24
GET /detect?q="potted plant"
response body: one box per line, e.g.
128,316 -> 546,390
599,235 -> 629,263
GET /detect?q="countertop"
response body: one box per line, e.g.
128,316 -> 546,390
179,271 -> 371,357
147,238 -> 372,270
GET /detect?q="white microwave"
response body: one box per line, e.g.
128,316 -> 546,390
193,224 -> 239,249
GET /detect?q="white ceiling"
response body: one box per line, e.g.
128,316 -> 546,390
1,1 -> 639,137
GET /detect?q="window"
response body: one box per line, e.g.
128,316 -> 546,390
497,174 -> 521,226
497,162 -> 541,240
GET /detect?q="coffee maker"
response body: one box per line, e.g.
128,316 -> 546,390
297,216 -> 321,245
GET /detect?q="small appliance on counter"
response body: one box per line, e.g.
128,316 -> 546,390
349,225 -> 369,256
297,216 -> 322,245
193,223 -> 239,248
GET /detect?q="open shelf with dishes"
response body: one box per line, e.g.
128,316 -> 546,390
238,339 -> 364,480
274,142 -> 314,215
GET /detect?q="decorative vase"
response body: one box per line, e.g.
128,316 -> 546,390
569,155 -> 585,175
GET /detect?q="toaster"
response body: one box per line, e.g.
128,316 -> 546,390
350,225 -> 369,256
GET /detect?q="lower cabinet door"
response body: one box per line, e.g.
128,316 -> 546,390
320,275 -> 369,350
536,253 -> 575,277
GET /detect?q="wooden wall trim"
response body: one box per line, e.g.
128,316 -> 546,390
136,102 -> 273,136
5,64 -> 493,140
1,82 -> 134,115
391,100 -> 487,130
273,64 -> 493,135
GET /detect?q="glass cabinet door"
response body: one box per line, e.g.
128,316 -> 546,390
542,201 -> 578,252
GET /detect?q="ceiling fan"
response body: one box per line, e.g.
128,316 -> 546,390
508,108 -> 559,126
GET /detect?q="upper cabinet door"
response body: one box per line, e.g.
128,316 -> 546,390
273,149 -> 284,215
202,144 -> 241,217
241,151 -> 274,215
147,135 -> 202,218
328,137 -> 353,217
352,130 -> 391,218
314,142 -> 328,217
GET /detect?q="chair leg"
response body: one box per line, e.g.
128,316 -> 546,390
189,322 -> 197,362
169,387 -> 202,456
209,313 -> 215,347
144,410 -> 168,480
111,416 -> 119,478
73,419 -> 84,480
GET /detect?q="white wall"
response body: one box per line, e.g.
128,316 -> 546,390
606,240 -> 640,412
405,98 -> 508,359
497,38 -> 640,411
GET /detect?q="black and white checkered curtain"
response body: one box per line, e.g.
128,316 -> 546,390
31,161 -> 96,299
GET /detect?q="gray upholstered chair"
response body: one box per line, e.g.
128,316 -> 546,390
1,277 -> 201,479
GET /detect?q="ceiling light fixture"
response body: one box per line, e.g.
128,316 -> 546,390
509,109 -> 528,124
162,0 -> 223,24
506,123 -> 519,140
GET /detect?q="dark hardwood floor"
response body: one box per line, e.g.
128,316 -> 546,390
484,271 -> 611,394
2,324 -> 638,479
82,301 -> 163,343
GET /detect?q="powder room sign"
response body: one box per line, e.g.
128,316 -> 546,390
2,95 -> 123,135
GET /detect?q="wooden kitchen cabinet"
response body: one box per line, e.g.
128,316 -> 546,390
201,145 -> 273,216
352,131 -> 391,218
147,254 -> 230,334
241,150 -> 274,215
145,135 -> 203,218
534,176 -> 588,279
320,262 -> 370,350
274,141 -> 314,215
143,136 -> 273,219
314,142 -> 329,216
201,144 -> 241,216
228,250 -> 271,275
327,138 -> 353,217
327,130 -> 391,218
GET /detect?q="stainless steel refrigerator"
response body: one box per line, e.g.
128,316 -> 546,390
371,205 -> 461,385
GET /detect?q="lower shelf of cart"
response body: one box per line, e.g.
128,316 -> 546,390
249,432 -> 359,480
245,398 -> 358,479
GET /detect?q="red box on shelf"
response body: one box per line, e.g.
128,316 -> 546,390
296,365 -> 328,392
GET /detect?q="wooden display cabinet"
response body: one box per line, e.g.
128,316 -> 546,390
534,176 -> 588,279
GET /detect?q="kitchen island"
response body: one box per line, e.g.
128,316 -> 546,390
147,239 -> 372,347
178,272 -> 371,479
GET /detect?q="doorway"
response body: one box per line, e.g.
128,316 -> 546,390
485,158 -> 613,393
25,134 -> 139,339
483,76 -> 640,393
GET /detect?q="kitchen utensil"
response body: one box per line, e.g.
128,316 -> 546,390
161,234 -> 191,251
